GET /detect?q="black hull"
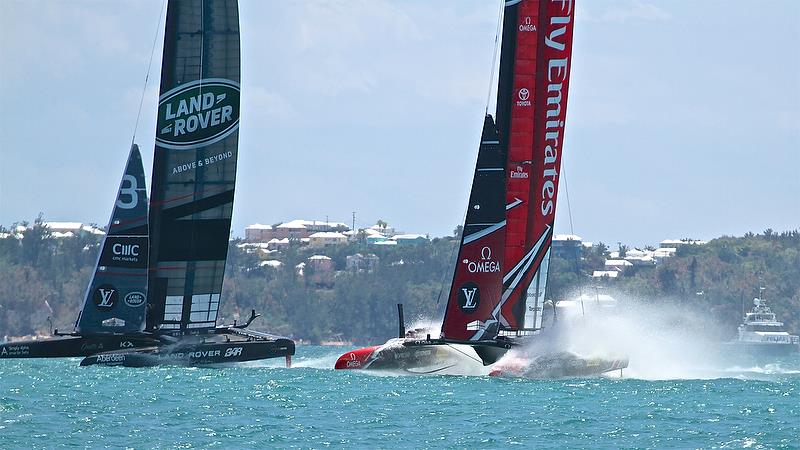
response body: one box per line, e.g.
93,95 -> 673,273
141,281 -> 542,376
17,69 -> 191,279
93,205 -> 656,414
80,335 -> 295,367
0,335 -> 159,358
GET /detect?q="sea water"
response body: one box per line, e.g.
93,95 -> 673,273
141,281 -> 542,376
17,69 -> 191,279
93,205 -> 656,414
1,346 -> 798,449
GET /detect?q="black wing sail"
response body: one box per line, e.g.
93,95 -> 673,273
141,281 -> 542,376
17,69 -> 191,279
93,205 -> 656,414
146,0 -> 241,334
76,145 -> 149,334
440,115 -> 507,341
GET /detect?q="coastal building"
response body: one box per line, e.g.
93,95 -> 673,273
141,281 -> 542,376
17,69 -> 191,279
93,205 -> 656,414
660,238 -> 707,248
346,253 -> 379,272
391,234 -> 429,246
309,231 -> 348,247
604,259 -> 633,272
246,219 -> 350,242
245,223 -> 273,242
552,234 -> 584,261
43,222 -> 105,238
306,255 -> 334,286
258,260 -> 283,269
592,270 -> 619,279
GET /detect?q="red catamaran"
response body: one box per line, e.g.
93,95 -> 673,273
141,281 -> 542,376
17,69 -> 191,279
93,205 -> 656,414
335,0 -> 581,373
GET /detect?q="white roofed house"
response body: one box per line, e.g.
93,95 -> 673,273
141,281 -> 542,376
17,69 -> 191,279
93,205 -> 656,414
306,255 -> 335,287
346,253 -> 379,272
623,248 -> 656,267
660,238 -> 707,248
245,223 -> 274,242
235,242 -> 272,255
604,259 -> 633,273
309,231 -> 347,247
592,270 -> 619,279
266,238 -> 290,251
276,220 -> 310,239
552,234 -> 583,261
369,220 -> 395,236
42,221 -> 105,238
273,219 -> 350,239
653,247 -> 677,261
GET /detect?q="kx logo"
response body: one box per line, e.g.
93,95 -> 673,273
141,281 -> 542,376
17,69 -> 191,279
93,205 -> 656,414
462,288 -> 478,309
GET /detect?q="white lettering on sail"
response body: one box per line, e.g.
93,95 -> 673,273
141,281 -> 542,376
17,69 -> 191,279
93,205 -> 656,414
112,244 -> 140,257
171,151 -> 234,175
540,3 -> 572,218
463,246 -> 502,274
116,175 -> 138,209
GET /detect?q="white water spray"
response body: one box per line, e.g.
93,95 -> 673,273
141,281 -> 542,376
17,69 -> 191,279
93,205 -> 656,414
499,292 -> 800,380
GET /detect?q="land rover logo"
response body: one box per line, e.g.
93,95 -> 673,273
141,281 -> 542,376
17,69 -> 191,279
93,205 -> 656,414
156,78 -> 240,150
93,284 -> 118,309
124,292 -> 146,308
457,282 -> 480,313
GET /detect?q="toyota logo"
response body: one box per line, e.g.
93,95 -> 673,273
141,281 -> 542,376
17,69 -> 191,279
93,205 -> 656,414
518,88 -> 530,101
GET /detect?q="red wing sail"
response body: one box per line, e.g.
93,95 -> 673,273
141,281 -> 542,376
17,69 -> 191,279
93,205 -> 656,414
496,0 -> 575,332
441,116 -> 507,341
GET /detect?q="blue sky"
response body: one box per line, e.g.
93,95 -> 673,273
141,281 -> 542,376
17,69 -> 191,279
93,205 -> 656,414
1,0 -> 798,247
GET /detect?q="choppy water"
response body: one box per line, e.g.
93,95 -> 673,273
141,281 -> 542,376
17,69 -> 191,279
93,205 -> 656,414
1,346 -> 798,449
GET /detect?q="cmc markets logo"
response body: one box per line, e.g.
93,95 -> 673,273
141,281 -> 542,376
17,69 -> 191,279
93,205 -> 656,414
156,78 -> 240,150
463,246 -> 501,274
124,291 -> 146,308
457,282 -> 480,313
93,284 -> 118,309
112,243 -> 140,263
516,88 -> 531,107
100,236 -> 147,269
519,16 -> 536,32
510,165 -> 529,179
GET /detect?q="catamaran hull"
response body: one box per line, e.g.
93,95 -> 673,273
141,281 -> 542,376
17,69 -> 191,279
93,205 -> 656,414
334,337 -> 501,374
489,351 -> 629,379
0,335 -> 159,359
80,337 -> 295,367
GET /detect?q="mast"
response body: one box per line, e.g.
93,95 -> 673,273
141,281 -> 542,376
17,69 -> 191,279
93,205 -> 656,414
146,0 -> 241,334
76,145 -> 149,334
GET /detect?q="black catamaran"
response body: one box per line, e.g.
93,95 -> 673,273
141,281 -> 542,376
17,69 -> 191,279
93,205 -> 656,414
1,0 -> 294,367
335,0 -> 625,377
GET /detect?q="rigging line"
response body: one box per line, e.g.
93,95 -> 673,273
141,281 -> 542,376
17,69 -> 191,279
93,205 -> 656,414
444,343 -> 484,365
132,0 -> 167,146
561,160 -> 575,236
485,0 -> 504,115
562,160 -> 585,317
436,230 -> 460,306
